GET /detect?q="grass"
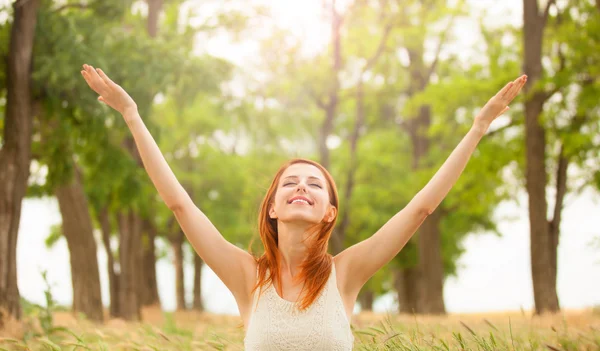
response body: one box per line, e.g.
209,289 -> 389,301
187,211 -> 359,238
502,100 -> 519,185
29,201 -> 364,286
1,308 -> 599,350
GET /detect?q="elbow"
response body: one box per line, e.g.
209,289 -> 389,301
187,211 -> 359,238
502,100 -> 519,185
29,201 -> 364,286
167,195 -> 186,212
167,188 -> 191,212
168,202 -> 182,212
418,206 -> 434,220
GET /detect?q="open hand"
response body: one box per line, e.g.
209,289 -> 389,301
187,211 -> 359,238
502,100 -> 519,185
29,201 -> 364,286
81,64 -> 137,116
474,75 -> 527,133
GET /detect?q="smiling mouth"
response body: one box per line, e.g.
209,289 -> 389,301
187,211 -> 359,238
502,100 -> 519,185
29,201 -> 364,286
287,196 -> 313,205
289,199 -> 311,205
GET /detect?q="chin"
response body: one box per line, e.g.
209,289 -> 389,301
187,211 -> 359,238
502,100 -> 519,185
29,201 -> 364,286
280,214 -> 320,225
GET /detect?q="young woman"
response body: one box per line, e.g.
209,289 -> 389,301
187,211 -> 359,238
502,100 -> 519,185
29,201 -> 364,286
81,64 -> 526,350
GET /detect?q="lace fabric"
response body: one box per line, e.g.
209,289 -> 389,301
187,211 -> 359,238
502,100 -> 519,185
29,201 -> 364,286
244,263 -> 355,350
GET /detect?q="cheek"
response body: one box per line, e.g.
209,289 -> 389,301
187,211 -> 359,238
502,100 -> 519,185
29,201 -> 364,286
274,191 -> 288,211
317,198 -> 331,214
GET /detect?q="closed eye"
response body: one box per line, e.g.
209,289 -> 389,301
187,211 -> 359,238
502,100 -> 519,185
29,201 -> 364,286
310,184 -> 322,188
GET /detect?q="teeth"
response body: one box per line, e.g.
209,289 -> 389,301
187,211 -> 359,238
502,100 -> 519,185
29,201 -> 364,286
291,199 -> 310,205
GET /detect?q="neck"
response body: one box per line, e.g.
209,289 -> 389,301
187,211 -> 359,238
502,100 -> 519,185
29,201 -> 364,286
277,221 -> 313,279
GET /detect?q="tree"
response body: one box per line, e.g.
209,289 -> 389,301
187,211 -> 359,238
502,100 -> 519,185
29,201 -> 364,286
523,0 -> 561,314
172,229 -> 187,310
25,1 -> 145,321
0,0 -> 41,323
193,254 -> 204,311
141,218 -> 160,307
246,0 -> 513,314
389,0 -> 465,314
522,0 -> 600,314
53,164 -> 104,321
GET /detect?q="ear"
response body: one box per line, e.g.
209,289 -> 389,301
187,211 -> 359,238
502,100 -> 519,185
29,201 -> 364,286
269,204 -> 278,219
325,206 -> 337,223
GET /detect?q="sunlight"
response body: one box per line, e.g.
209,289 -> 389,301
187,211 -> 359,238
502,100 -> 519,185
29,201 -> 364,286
257,0 -> 332,56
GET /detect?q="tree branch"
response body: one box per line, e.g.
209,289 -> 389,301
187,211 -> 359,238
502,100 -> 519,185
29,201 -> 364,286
14,0 -> 34,8
549,112 -> 587,238
548,144 -> 568,240
542,43 -> 566,103
542,85 -> 561,104
306,87 -> 327,110
362,21 -> 393,74
53,3 -> 88,13
485,120 -> 520,137
542,0 -> 557,24
426,2 -> 462,81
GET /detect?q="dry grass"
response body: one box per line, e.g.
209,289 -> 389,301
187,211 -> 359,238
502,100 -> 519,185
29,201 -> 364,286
1,307 -> 599,350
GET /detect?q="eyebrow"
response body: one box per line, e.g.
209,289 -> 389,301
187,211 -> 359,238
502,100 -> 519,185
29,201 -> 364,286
282,175 -> 323,182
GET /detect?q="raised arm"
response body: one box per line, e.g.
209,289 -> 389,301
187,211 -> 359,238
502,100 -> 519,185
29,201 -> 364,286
80,64 -> 256,303
335,75 -> 528,298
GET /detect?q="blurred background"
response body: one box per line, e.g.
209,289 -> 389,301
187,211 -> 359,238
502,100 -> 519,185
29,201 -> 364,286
1,0 -> 599,326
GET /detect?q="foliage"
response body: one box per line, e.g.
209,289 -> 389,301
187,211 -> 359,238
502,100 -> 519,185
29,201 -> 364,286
18,271 -> 68,342
3,0 -> 599,320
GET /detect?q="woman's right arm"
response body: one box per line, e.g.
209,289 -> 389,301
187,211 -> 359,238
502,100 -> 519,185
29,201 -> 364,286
81,64 -> 256,302
124,109 -> 257,299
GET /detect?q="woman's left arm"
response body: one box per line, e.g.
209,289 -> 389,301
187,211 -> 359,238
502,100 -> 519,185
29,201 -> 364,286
335,75 -> 527,298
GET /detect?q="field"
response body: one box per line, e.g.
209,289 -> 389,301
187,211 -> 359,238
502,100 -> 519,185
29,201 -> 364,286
1,308 -> 599,350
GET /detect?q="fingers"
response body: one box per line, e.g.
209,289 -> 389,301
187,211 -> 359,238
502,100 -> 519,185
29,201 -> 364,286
81,64 -> 109,95
504,75 -> 527,101
498,81 -> 514,98
96,68 -> 115,87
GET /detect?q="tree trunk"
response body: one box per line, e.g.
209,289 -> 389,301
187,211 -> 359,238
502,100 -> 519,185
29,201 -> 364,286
109,0 -> 165,319
523,0 -> 560,314
358,288 -> 374,312
544,143 -> 570,311
117,210 -> 143,320
332,81 -> 363,254
395,267 -> 421,314
193,253 -> 204,311
98,206 -> 120,318
172,230 -> 186,311
141,219 -> 160,307
417,210 -> 445,314
54,164 -> 104,322
331,18 -> 390,254
138,0 -> 164,308
147,0 -> 163,38
399,24 -> 447,312
318,0 -> 343,171
0,0 -> 40,323
405,102 -> 446,314
545,113 -> 586,301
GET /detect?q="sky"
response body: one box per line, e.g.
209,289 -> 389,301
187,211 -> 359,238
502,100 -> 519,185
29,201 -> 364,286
12,0 -> 600,315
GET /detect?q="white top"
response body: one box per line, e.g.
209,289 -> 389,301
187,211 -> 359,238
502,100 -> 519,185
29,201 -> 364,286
244,262 -> 355,350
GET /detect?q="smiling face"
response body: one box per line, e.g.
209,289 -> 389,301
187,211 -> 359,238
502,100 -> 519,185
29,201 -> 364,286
268,163 -> 337,225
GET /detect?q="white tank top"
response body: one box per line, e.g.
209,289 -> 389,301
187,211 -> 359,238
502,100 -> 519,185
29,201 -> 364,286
244,263 -> 354,350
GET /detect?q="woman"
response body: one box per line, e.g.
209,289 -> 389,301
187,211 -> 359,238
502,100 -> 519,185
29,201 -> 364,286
81,64 -> 526,350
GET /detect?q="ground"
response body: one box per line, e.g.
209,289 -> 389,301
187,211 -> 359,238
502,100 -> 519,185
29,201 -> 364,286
1,308 -> 599,350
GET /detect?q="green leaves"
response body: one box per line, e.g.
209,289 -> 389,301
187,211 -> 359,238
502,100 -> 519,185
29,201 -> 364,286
17,0 -> 600,314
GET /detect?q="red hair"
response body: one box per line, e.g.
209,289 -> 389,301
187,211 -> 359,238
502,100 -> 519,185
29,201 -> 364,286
252,158 -> 339,310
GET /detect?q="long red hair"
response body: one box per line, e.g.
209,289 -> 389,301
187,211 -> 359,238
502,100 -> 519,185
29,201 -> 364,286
252,158 -> 339,310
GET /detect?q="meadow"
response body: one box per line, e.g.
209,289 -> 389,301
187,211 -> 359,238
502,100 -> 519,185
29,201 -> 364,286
1,307 -> 599,350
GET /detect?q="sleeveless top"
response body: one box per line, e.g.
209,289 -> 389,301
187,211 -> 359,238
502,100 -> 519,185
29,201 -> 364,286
243,263 -> 355,350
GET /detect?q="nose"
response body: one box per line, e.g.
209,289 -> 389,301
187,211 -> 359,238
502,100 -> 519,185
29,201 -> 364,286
295,181 -> 308,193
